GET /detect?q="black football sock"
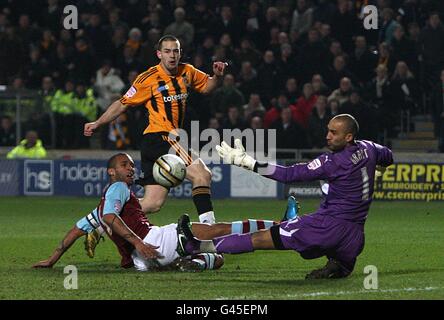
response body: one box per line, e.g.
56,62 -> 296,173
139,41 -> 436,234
192,186 -> 215,223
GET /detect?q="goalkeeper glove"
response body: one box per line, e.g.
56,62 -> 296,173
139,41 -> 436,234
216,139 -> 256,171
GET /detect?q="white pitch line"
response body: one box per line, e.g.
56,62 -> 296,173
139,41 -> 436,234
216,286 -> 443,300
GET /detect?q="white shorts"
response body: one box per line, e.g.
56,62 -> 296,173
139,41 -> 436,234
131,223 -> 180,271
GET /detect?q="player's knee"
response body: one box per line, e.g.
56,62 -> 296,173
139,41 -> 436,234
140,197 -> 165,213
187,159 -> 212,185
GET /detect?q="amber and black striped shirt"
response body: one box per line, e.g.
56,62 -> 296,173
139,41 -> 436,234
120,63 -> 209,134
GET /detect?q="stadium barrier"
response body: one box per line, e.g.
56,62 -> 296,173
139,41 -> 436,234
1,156 -> 444,201
0,159 -> 281,199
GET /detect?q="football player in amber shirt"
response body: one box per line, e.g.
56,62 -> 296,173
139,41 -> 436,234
84,36 -> 226,254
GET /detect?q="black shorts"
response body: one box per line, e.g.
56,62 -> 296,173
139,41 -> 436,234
138,132 -> 193,186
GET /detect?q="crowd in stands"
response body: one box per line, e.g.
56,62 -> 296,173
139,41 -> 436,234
1,0 -> 444,153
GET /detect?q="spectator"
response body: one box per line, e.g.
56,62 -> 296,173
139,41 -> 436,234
243,93 -> 266,121
40,0 -> 63,33
349,36 -> 378,86
271,106 -> 308,155
261,7 -> 280,47
392,25 -> 418,76
419,12 -> 444,91
73,83 -> 97,148
222,106 -> 247,130
211,6 -> 240,45
328,98 -> 340,116
328,77 -> 353,105
365,64 -> 394,136
340,90 -> 378,141
26,47 -> 50,89
117,46 -> 143,80
94,60 -> 125,113
330,0 -> 357,52
188,0 -> 215,45
125,27 -> 143,55
50,79 -> 77,148
307,95 -> 331,148
376,42 -> 396,75
7,130 -> 47,159
235,38 -> 262,68
0,26 -> 25,84
431,70 -> 444,152
311,74 -> 330,96
208,117 -> 222,134
164,7 -> 194,50
319,23 -> 333,47
85,13 -> 112,61
293,83 -> 318,128
379,8 -> 400,45
390,61 -> 420,113
277,43 -> 298,82
284,77 -> 301,104
250,115 -> 264,130
298,28 -> 328,83
210,74 -> 245,118
326,40 -> 344,67
257,50 -> 283,105
49,42 -> 72,87
326,55 -> 356,90
106,113 -> 131,150
0,116 -> 16,146
217,33 -> 235,66
237,61 -> 258,99
290,0 -> 314,41
71,38 -> 96,84
138,28 -> 161,68
264,93 -> 294,129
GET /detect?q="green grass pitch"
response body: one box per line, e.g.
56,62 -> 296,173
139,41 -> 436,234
0,197 -> 443,300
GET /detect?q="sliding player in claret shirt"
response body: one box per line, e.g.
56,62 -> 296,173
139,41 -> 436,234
32,153 -> 299,272
83,35 -> 228,257
177,114 -> 394,279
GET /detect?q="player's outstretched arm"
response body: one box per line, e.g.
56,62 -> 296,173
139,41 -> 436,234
84,100 -> 128,136
202,62 -> 228,94
101,213 -> 163,260
33,226 -> 86,268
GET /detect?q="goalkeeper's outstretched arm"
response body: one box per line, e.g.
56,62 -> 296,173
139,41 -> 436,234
216,139 -> 327,184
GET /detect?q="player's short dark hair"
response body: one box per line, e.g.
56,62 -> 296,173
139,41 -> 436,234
332,114 -> 360,138
107,153 -> 129,169
157,35 -> 180,50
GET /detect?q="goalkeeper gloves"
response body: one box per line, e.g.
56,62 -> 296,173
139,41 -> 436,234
216,139 -> 256,171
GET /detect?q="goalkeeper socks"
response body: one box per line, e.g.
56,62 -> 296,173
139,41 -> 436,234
192,186 -> 215,224
231,219 -> 277,234
185,234 -> 254,255
213,233 -> 254,254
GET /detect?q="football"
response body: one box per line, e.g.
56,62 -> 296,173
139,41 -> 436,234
153,154 -> 187,188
